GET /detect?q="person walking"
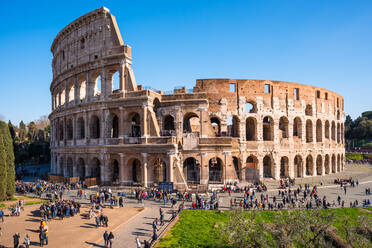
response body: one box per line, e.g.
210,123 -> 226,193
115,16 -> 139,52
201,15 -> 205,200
0,209 -> 4,223
135,235 -> 142,248
108,231 -> 114,248
24,234 -> 30,248
103,231 -> 109,248
39,230 -> 45,247
13,232 -> 20,248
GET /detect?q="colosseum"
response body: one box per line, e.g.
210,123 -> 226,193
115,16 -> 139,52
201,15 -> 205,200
49,7 -> 345,190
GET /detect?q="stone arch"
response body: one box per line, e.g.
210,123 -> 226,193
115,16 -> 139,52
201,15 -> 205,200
331,121 -> 336,141
280,156 -> 289,178
66,157 -> 74,177
58,156 -> 64,175
78,77 -> 86,100
90,115 -> 100,139
77,158 -> 85,179
183,157 -> 200,184
279,116 -> 289,139
316,119 -> 322,142
246,117 -> 257,141
210,116 -> 221,136
111,70 -> 120,93
246,155 -> 259,181
325,120 -> 330,139
163,115 -> 175,132
306,155 -> 314,176
110,114 -> 119,138
58,120 -> 64,141
316,155 -> 323,175
68,82 -> 75,102
324,155 -> 330,174
233,156 -> 241,180
263,155 -> 274,178
77,117 -> 85,139
263,116 -> 274,141
228,115 -> 240,137
130,112 -> 141,137
128,158 -> 142,183
331,154 -> 336,173
305,104 -> 313,116
337,123 -> 341,143
183,112 -> 199,133
111,159 -> 120,182
337,154 -> 341,172
90,157 -> 101,178
66,119 -> 73,140
294,155 -> 303,178
337,110 -> 340,120
245,100 -> 257,113
209,157 -> 223,183
93,74 -> 102,96
293,117 -> 302,139
153,98 -> 161,116
341,154 -> 344,170
60,87 -> 66,105
153,158 -> 167,183
306,119 -> 313,143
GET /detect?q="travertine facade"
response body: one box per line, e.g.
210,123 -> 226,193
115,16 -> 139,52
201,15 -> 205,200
49,7 -> 345,190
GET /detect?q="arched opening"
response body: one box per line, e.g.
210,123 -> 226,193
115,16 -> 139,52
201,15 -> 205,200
280,156 -> 289,178
60,88 -> 65,105
79,79 -> 86,100
112,159 -> 119,181
228,116 -> 240,137
90,115 -> 100,139
337,123 -> 341,143
130,113 -> 141,137
331,121 -> 336,141
91,158 -> 101,178
246,117 -> 257,141
324,155 -> 330,174
331,154 -> 336,173
131,159 -> 142,183
153,159 -> 167,183
66,157 -> 73,177
293,117 -> 302,139
325,120 -> 330,139
305,104 -> 313,116
209,157 -> 223,183
316,155 -> 323,175
58,157 -> 64,176
163,115 -> 175,131
306,155 -> 313,176
341,154 -> 344,170
77,117 -> 85,139
153,98 -> 161,116
77,158 -> 85,180
210,117 -> 221,136
337,154 -> 341,172
94,75 -> 101,96
68,84 -> 75,102
245,101 -> 257,113
263,155 -> 273,178
110,115 -> 119,138
233,157 -> 241,180
263,116 -> 274,141
294,155 -> 303,178
58,121 -> 64,141
337,110 -> 340,120
246,155 -> 259,181
341,124 -> 344,144
316,119 -> 322,142
279,116 -> 289,139
306,120 -> 313,143
66,119 -> 73,140
183,112 -> 199,133
183,157 -> 200,184
111,71 -> 120,93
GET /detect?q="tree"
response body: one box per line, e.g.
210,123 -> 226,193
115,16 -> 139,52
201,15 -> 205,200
19,120 -> 26,141
0,121 -> 15,199
0,133 -> 7,201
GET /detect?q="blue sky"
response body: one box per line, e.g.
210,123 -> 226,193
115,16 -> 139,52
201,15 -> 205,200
0,0 -> 371,125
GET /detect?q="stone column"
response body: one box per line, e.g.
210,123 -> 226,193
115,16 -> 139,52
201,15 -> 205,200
119,153 -> 125,184
119,107 -> 125,139
142,153 -> 148,187
198,106 -> 208,138
84,111 -> 89,142
200,152 -> 208,185
119,60 -> 125,92
167,151 -> 176,182
73,156 -> 78,177
222,151 -> 231,185
142,104 -> 148,138
273,155 -> 280,180
73,114 -> 77,145
64,81 -> 69,107
288,155 -> 295,178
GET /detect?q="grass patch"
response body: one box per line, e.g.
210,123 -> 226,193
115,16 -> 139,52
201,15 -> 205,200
24,200 -> 45,206
157,209 -> 372,248
0,203 -> 5,208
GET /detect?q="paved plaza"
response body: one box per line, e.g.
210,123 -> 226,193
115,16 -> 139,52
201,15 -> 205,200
0,163 -> 371,248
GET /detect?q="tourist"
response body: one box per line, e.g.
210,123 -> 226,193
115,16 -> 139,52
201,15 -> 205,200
24,234 -> 30,248
0,209 -> 4,222
13,232 -> 20,248
135,235 -> 142,248
108,231 -> 114,248
103,231 -> 109,248
39,229 -> 45,247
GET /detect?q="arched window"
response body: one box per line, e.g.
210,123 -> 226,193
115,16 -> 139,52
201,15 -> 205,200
153,98 -> 161,115
183,113 -> 199,133
325,120 -> 330,139
131,159 -> 142,183
316,155 -> 322,175
233,157 -> 240,180
305,104 -> 312,116
227,116 -> 240,137
209,157 -> 223,183
324,155 -> 330,174
293,117 -> 302,139
280,157 -> 289,178
111,71 -> 120,93
66,119 -> 73,140
90,115 -> 100,139
279,116 -> 289,139
131,113 -> 141,137
331,121 -> 336,141
246,117 -> 257,141
263,116 -> 274,141
245,155 -> 259,181
245,101 -> 257,113
153,159 -> 167,183
316,119 -> 322,142
337,123 -> 341,143
77,117 -> 85,139
58,121 -> 64,141
66,157 -> 73,177
332,154 -> 336,173
68,83 -> 75,102
163,115 -> 175,132
60,88 -> 66,105
91,158 -> 101,178
306,120 -> 313,143
79,79 -> 86,100
306,155 -> 313,176
77,158 -> 85,180
211,117 -> 221,137
94,75 -> 101,96
183,157 -> 200,184
294,155 -> 303,178
111,115 -> 119,138
112,159 -> 119,181
263,155 -> 273,178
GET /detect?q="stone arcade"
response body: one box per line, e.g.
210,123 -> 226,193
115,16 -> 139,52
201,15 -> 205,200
49,7 -> 345,190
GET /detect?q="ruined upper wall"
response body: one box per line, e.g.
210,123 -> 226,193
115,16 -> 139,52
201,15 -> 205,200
51,7 -> 129,81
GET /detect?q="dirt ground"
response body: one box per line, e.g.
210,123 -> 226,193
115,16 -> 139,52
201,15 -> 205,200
0,204 -> 142,247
